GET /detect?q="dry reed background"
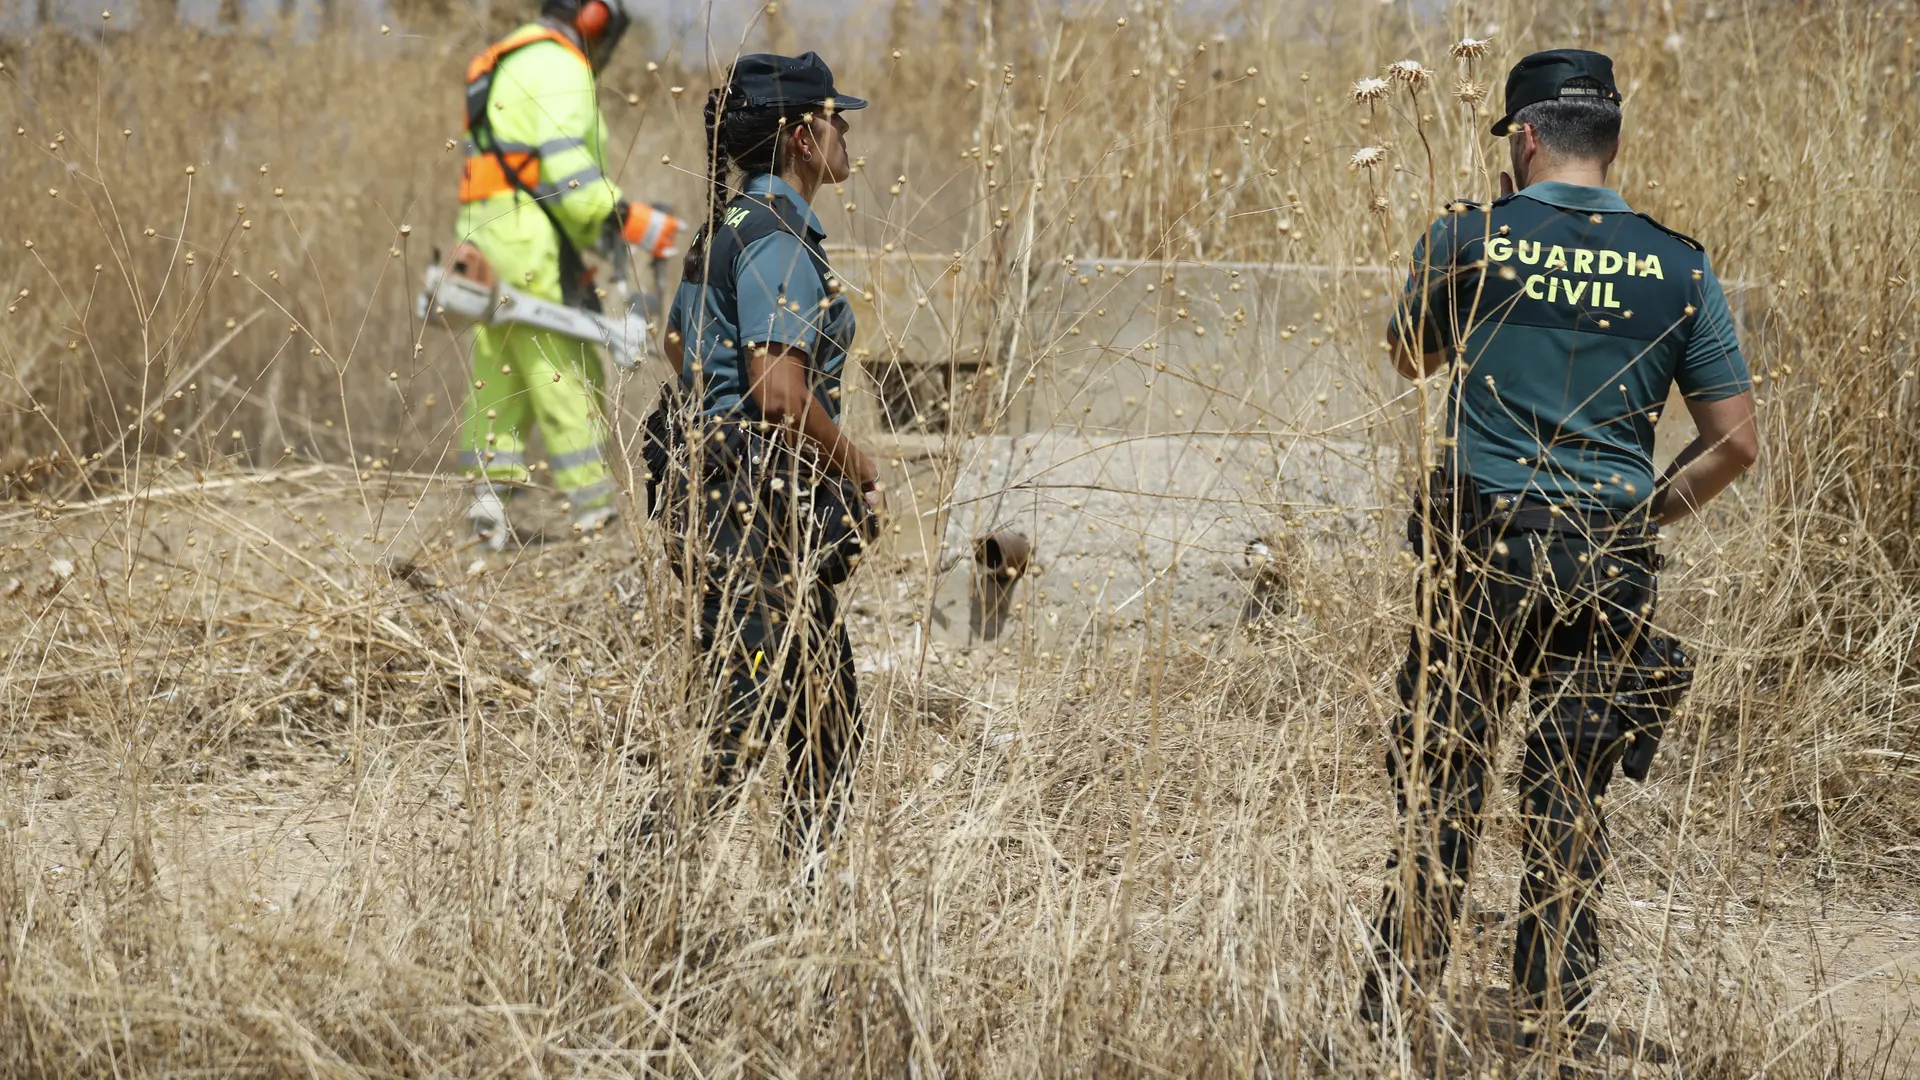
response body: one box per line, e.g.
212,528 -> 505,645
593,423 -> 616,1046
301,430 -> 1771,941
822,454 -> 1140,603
2,0 -> 1919,1076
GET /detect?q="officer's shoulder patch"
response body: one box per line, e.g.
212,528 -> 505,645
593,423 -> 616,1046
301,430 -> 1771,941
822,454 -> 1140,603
1634,213 -> 1705,251
717,194 -> 812,247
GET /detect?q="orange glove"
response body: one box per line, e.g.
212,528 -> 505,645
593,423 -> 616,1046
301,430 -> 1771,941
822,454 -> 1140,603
621,203 -> 684,260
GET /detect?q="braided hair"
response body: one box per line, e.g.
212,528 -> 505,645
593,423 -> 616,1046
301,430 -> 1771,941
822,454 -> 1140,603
684,84 -> 797,271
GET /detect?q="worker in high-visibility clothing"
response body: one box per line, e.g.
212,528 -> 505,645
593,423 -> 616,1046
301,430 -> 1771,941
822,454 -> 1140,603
454,0 -> 684,547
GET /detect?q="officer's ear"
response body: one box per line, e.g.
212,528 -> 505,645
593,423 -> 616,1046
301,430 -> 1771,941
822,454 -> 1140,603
786,117 -> 819,164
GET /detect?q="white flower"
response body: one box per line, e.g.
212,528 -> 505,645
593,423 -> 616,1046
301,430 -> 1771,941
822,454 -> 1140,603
1350,76 -> 1391,103
1387,60 -> 1434,85
1349,145 -> 1388,170
1449,37 -> 1492,59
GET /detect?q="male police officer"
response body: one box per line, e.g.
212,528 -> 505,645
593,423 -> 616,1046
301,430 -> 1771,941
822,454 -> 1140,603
1365,49 -> 1758,1053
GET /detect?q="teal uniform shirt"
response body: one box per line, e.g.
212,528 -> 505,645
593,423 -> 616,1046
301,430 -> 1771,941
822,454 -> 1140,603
667,173 -> 855,422
1398,181 -> 1751,513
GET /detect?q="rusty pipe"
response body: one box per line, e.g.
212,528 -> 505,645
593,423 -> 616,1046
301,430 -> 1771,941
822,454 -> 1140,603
973,531 -> 1031,581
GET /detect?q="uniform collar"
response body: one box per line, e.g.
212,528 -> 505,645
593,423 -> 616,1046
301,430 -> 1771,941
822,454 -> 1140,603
745,173 -> 825,237
1516,180 -> 1633,214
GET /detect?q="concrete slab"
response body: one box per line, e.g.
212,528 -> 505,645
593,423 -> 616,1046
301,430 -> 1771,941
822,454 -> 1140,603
919,430 -> 1399,646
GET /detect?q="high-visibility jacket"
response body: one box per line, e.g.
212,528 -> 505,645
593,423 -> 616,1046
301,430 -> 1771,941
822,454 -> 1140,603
455,22 -> 680,305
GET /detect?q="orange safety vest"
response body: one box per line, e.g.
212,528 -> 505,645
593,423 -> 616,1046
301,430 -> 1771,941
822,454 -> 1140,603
458,24 -> 591,204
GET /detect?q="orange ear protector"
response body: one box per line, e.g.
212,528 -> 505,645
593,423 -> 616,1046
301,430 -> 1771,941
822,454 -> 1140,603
574,0 -> 610,38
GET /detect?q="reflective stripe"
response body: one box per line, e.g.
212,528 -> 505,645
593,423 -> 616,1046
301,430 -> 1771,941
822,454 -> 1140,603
622,204 -> 685,259
459,449 -> 527,469
548,444 -> 605,472
548,164 -> 605,192
636,212 -> 667,252
565,480 -> 614,507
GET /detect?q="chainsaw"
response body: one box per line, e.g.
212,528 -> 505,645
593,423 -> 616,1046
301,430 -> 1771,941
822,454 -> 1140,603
416,242 -> 656,370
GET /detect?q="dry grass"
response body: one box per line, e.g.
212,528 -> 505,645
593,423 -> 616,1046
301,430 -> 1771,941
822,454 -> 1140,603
2,0 -> 1919,1077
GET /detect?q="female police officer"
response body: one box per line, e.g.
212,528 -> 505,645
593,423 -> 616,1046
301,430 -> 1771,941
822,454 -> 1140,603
649,52 -> 880,862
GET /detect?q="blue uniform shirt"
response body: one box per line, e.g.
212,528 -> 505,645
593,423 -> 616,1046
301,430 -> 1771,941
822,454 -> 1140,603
1397,180 -> 1752,511
667,173 -> 856,421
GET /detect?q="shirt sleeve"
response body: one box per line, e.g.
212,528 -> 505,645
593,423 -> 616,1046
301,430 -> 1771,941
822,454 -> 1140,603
734,232 -> 829,354
1390,217 -> 1456,355
509,42 -> 623,251
1673,256 -> 1753,401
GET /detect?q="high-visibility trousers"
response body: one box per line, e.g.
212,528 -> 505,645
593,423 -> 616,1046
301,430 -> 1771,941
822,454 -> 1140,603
459,323 -> 612,511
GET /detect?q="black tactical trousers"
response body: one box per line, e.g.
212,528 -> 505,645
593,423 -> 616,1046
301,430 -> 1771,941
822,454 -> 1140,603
1368,525 -> 1655,1036
694,577 -> 861,856
663,434 -> 865,859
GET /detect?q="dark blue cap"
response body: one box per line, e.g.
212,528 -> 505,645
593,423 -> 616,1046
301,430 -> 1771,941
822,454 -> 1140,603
726,52 -> 868,113
1492,49 -> 1622,136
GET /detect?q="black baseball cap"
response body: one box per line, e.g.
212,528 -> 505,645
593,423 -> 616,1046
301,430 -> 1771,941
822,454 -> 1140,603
1490,49 -> 1622,136
726,52 -> 868,113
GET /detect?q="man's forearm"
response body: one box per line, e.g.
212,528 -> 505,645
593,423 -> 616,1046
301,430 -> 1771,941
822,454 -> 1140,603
1657,393 -> 1759,524
1655,441 -> 1749,524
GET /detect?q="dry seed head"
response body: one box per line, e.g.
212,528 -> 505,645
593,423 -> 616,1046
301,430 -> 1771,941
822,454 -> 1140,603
1449,38 -> 1492,59
1349,146 -> 1387,171
1387,60 -> 1434,86
1453,78 -> 1487,106
1351,77 -> 1391,104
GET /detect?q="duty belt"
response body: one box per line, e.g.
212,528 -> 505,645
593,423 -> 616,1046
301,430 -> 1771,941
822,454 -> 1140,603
1413,475 -> 1658,562
1468,494 -> 1653,540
